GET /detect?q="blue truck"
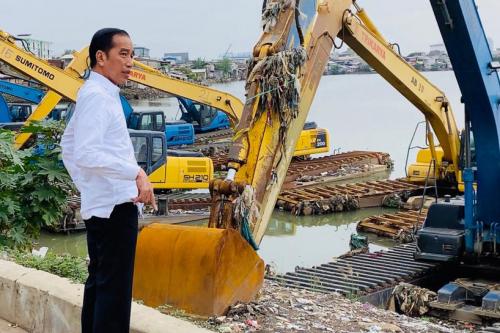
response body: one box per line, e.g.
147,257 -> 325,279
120,96 -> 195,146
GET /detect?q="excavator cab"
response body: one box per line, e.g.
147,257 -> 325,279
9,103 -> 32,122
178,97 -> 230,132
129,129 -> 213,190
129,111 -> 165,132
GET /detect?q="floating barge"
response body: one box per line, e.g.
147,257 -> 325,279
357,209 -> 428,243
276,180 -> 421,215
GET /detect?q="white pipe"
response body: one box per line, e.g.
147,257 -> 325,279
226,168 -> 236,181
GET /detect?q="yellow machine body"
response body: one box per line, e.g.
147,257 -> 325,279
407,147 -> 445,183
149,156 -> 213,190
293,128 -> 330,157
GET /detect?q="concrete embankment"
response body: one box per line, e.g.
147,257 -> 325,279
0,259 -> 210,333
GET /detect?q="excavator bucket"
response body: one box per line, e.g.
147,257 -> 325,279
132,224 -> 265,316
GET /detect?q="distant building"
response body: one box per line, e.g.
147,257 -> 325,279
134,47 -> 150,58
429,43 -> 447,54
135,57 -> 163,70
48,59 -> 64,69
60,54 -> 74,68
16,36 -> 52,59
163,52 -> 189,64
224,52 -> 252,63
191,68 -> 207,81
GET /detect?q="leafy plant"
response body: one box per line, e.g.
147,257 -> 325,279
2,247 -> 87,283
0,120 -> 74,248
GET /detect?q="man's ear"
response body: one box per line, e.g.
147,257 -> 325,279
96,50 -> 106,67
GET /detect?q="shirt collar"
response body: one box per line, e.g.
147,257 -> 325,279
89,71 -> 120,97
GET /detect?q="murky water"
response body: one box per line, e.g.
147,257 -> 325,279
39,71 -> 464,273
39,207 -> 396,274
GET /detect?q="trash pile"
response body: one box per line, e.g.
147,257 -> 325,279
194,280 -> 473,332
294,164 -> 372,184
387,283 -> 437,316
279,195 -> 360,216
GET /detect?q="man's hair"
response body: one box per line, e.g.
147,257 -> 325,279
89,28 -> 130,68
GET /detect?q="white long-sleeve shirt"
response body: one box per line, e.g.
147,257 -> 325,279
61,71 -> 140,220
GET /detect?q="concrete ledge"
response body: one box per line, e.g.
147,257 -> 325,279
0,261 -> 34,323
0,259 -> 211,333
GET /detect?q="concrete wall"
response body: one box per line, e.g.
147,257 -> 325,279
0,259 -> 210,333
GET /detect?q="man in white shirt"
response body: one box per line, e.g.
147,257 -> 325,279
61,28 -> 155,333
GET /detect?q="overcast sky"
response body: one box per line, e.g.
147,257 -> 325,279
2,1 -> 499,59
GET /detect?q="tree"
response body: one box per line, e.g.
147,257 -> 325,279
177,67 -> 196,81
0,121 -> 74,248
192,58 -> 207,69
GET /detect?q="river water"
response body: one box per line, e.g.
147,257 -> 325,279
39,71 -> 464,273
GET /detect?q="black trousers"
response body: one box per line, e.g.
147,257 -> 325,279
82,202 -> 138,333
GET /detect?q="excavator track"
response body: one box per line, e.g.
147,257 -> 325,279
286,151 -> 391,182
211,150 -> 390,173
194,129 -> 234,143
267,243 -> 441,301
161,192 -> 211,211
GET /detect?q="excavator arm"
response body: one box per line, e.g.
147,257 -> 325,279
133,0 -> 351,316
339,4 -> 461,185
130,61 -> 242,125
0,31 -> 86,147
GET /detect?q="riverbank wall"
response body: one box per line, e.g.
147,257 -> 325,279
0,259 -> 210,333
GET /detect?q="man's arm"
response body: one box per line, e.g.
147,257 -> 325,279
73,92 -> 140,180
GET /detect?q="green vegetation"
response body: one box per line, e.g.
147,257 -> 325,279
192,57 -> 207,69
2,247 -> 87,283
0,121 -> 74,249
215,57 -> 232,78
177,66 -> 197,81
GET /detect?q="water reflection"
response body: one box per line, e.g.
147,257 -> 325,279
37,232 -> 87,258
259,208 -> 397,273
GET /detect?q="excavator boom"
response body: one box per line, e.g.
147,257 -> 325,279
338,7 -> 461,185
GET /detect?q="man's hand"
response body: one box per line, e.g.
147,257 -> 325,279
133,168 -> 158,211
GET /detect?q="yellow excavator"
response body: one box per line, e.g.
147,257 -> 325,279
1,40 -> 329,159
132,0 -> 466,317
0,31 -> 213,190
133,0 -> 355,316
337,1 -> 461,189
